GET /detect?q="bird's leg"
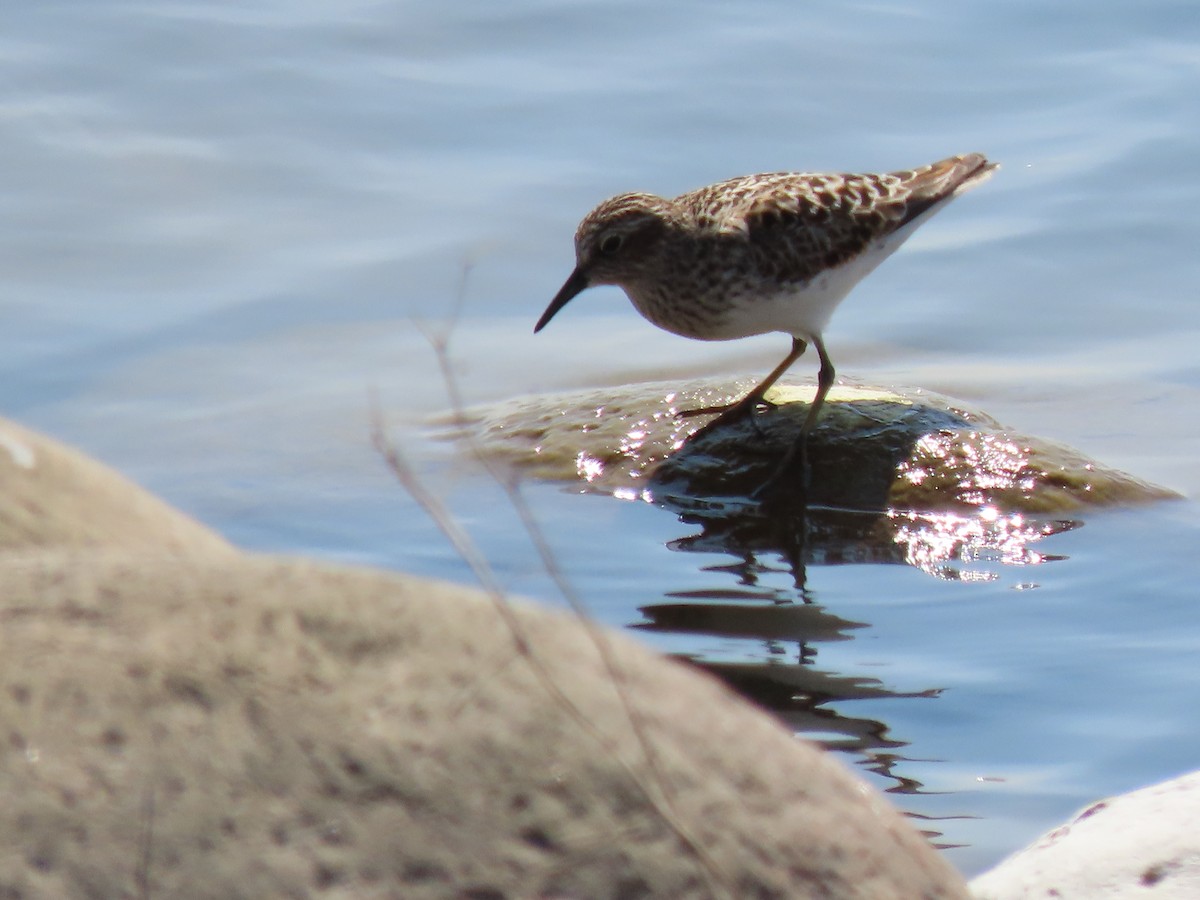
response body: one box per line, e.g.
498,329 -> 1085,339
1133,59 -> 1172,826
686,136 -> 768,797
753,336 -> 834,498
677,338 -> 807,428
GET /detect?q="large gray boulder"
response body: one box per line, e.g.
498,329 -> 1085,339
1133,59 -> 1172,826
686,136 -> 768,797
0,416 -> 969,898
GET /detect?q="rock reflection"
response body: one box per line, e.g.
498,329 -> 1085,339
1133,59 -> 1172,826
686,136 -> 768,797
889,507 -> 1074,581
664,499 -> 1077,584
634,591 -> 952,797
631,499 -> 1076,795
645,460 -> 1076,792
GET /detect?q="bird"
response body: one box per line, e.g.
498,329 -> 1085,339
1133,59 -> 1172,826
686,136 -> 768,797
534,153 -> 997,492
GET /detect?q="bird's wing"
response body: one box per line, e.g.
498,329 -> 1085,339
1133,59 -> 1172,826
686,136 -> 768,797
716,172 -> 913,282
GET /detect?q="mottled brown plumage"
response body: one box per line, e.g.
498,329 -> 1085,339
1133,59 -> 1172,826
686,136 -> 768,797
536,153 -> 997,493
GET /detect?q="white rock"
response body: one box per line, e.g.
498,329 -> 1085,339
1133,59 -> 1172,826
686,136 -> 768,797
972,772 -> 1200,899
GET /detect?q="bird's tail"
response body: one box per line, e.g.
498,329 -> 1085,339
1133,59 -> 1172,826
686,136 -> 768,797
894,153 -> 998,224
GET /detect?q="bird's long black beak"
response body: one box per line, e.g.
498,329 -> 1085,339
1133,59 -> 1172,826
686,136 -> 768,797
534,267 -> 589,333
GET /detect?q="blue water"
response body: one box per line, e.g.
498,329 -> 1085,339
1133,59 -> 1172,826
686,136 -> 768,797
4,0 -> 1200,877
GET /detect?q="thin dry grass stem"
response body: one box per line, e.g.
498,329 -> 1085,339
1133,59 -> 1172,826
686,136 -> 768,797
369,406 -> 735,898
368,274 -> 735,897
135,785 -> 155,900
443,367 -> 707,842
429,327 -> 673,773
367,401 -> 539,666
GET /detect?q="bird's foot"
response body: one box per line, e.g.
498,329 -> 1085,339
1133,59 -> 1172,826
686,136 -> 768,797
677,394 -> 777,429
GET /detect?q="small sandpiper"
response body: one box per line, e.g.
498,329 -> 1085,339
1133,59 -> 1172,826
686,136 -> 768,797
535,153 -> 997,493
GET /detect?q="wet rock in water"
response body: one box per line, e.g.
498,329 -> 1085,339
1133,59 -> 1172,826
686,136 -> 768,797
462,378 -> 1176,514
460,379 -> 1176,582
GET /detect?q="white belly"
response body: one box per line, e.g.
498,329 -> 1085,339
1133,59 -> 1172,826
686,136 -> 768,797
683,203 -> 952,342
696,238 -> 892,341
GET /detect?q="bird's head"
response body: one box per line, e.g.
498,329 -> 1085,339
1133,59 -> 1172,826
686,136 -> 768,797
535,193 -> 675,333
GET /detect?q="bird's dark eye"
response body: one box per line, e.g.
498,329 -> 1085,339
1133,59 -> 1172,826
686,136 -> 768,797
598,233 -> 623,255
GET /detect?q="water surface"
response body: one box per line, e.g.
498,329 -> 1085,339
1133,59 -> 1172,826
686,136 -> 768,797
4,0 -> 1200,876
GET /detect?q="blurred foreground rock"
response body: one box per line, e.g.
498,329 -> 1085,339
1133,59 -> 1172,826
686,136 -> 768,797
0,416 -> 970,898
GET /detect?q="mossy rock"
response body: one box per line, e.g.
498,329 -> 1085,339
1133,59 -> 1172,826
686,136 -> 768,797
461,379 -> 1175,515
